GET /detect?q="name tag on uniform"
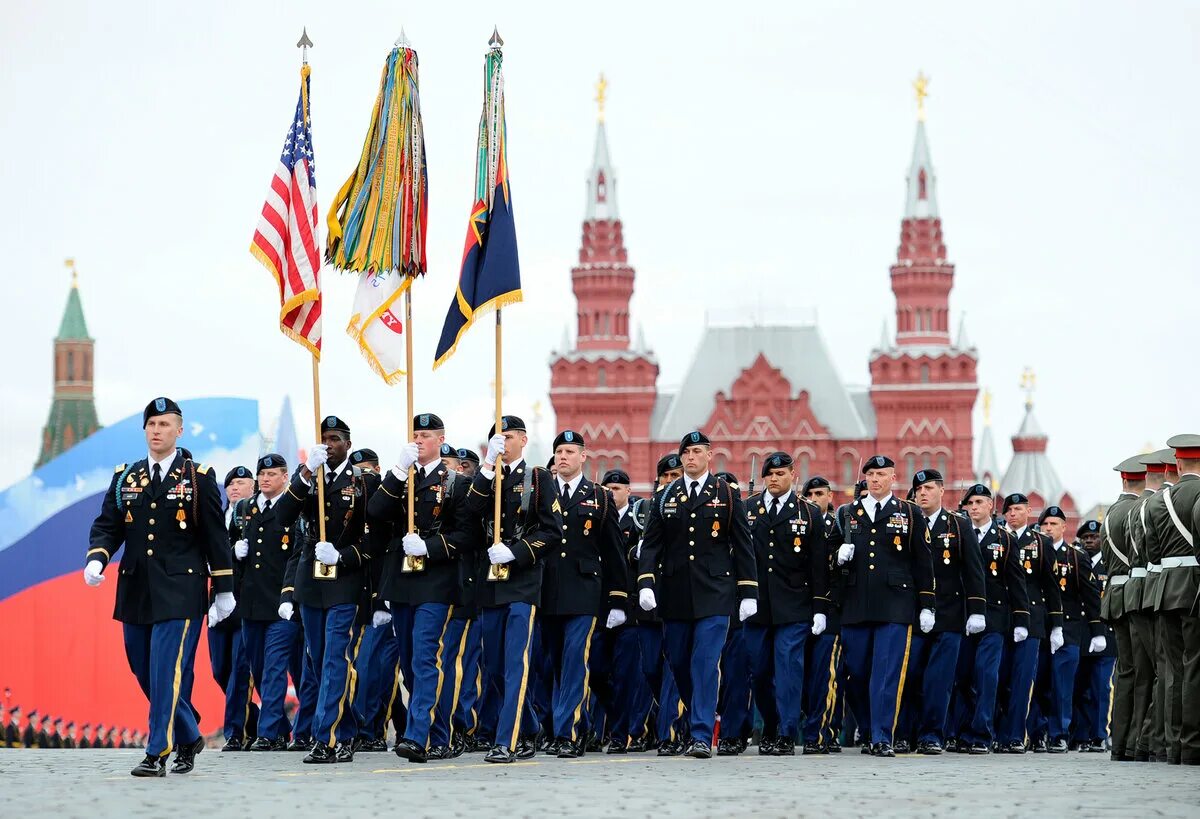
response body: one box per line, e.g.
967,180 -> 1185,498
121,488 -> 142,504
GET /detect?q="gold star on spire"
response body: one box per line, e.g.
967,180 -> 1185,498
1019,366 -> 1036,410
65,258 -> 78,289
913,72 -> 930,122
595,73 -> 607,123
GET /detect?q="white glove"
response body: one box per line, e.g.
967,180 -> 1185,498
1049,627 -> 1064,654
372,610 -> 393,628
965,614 -> 986,636
1088,635 -> 1107,654
919,608 -> 936,634
305,444 -> 329,474
639,588 -> 657,611
315,541 -> 339,565
83,560 -> 105,587
278,602 -> 294,621
738,598 -> 758,622
488,544 -> 515,565
635,540 -> 643,560
837,543 -> 854,565
233,539 -> 249,560
394,442 -> 420,476
605,609 -> 627,629
402,533 -> 428,557
207,592 -> 236,627
1013,626 -> 1029,643
811,613 -> 827,636
484,434 -> 506,467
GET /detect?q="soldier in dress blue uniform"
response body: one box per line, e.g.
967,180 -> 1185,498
464,415 -> 560,763
1028,506 -> 1105,753
231,454 -> 303,751
1072,519 -> 1117,752
895,469 -> 986,754
637,432 -> 757,759
834,455 -> 935,757
274,415 -> 379,764
801,475 -> 844,754
368,413 -> 481,763
598,468 -> 644,754
996,493 -> 1064,752
713,471 -> 753,757
741,453 -> 830,755
457,448 -> 480,479
84,397 -> 236,777
214,465 -> 257,751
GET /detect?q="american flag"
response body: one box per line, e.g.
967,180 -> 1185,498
250,72 -> 322,357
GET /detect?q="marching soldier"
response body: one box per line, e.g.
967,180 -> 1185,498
898,469 -> 986,754
539,431 -> 628,757
742,452 -> 829,756
1147,435 -> 1200,765
996,493 -> 1063,753
834,455 -> 935,757
712,471 -> 753,757
1102,456 -> 1148,760
350,448 -> 380,474
801,476 -> 844,754
4,706 -> 21,748
368,413 -> 480,763
637,431 -> 757,759
84,397 -> 236,777
464,415 -> 559,763
1074,519 -> 1117,752
1033,506 -> 1105,752
1129,450 -> 1167,761
275,415 -> 378,764
214,464 -> 257,751
457,448 -> 480,479
600,468 -> 645,754
231,454 -> 303,751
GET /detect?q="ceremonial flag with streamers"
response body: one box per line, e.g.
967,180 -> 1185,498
250,65 -> 322,357
327,45 -> 428,382
433,46 -> 521,369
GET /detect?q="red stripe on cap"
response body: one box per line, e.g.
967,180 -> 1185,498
1145,462 -> 1166,473
1172,447 -> 1200,459
1120,471 -> 1147,480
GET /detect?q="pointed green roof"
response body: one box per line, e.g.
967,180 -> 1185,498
56,285 -> 91,341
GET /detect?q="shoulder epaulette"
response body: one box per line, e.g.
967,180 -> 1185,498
114,463 -> 126,473
197,464 -> 211,475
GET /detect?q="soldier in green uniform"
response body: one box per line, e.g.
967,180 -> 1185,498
1136,449 -> 1174,761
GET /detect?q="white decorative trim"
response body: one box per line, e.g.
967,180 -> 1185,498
897,418 -> 952,439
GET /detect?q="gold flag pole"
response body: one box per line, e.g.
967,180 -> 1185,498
402,287 -> 423,572
489,309 -> 507,580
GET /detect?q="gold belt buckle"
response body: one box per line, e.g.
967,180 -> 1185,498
313,560 -> 338,581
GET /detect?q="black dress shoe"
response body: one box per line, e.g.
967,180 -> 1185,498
130,754 -> 167,778
1087,741 -> 1107,754
334,741 -> 355,762
393,738 -> 427,763
658,740 -> 682,757
944,737 -> 959,753
716,738 -> 741,756
269,737 -> 289,752
1047,739 -> 1068,754
606,739 -> 628,754
449,734 -> 467,758
303,742 -> 336,764
774,737 -> 796,756
543,738 -> 562,756
557,739 -> 584,759
627,735 -> 647,753
484,744 -> 515,764
220,737 -> 244,752
1004,741 -> 1027,754
585,732 -> 603,753
1032,737 -> 1048,753
874,742 -> 895,758
515,737 -> 537,760
802,741 -> 824,755
756,736 -> 777,756
825,741 -> 842,753
894,739 -> 911,754
170,737 -> 204,774
288,736 -> 315,752
427,745 -> 452,760
860,743 -> 874,755
466,735 -> 492,753
247,736 -> 273,752
358,738 -> 388,752
916,740 -> 943,755
688,740 -> 713,759
969,742 -> 989,755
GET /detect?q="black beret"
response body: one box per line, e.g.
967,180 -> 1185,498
1002,493 -> 1029,512
223,466 -> 252,487
912,468 -> 943,489
178,447 -> 193,461
546,456 -> 556,470
854,479 -> 868,495
962,483 -> 992,503
439,443 -> 457,458
678,430 -> 711,454
760,451 -> 793,477
553,430 -> 586,450
602,469 -> 631,486
715,471 -> 739,490
1039,505 -> 1066,524
321,415 -> 351,436
487,415 -> 526,437
802,476 -> 831,494
1077,519 -> 1101,537
457,447 -> 480,464
350,448 -> 378,465
863,454 -> 894,473
656,453 -> 682,477
256,453 -> 287,472
414,413 -> 444,431
143,396 -> 182,427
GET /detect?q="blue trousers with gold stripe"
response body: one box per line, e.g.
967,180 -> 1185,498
300,604 -> 361,748
664,616 -> 729,745
434,616 -> 482,744
400,603 -> 455,748
291,629 -> 318,740
480,603 -> 537,751
841,622 -> 913,745
804,633 -> 840,745
541,614 -> 598,742
352,615 -> 394,740
607,626 -> 643,743
208,625 -> 256,742
123,619 -> 202,758
998,636 -> 1041,745
242,619 -> 299,741
745,621 -> 808,740
718,624 -> 753,740
895,631 -> 961,745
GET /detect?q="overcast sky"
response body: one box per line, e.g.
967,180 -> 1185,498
2,1 -> 1197,510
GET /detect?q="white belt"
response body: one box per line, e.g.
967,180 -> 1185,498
1148,563 -> 1162,574
1108,575 -> 1130,587
1162,555 -> 1199,569
1130,568 -> 1148,578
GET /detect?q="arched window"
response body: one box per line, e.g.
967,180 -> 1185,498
920,364 -> 930,384
593,457 -> 607,480
713,454 -> 727,473
937,454 -> 947,476
922,452 -> 932,470
842,454 -> 855,487
798,452 -> 810,483
905,454 -> 916,480
597,366 -> 606,387
66,351 -> 74,381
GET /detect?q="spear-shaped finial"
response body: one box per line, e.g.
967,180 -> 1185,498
395,27 -> 411,49
297,27 -> 313,65
489,26 -> 504,49
64,258 -> 78,289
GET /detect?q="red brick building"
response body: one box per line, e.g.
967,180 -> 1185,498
551,103 -> 987,497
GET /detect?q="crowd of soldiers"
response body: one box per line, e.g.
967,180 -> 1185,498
0,704 -> 145,748
75,397 -> 1200,776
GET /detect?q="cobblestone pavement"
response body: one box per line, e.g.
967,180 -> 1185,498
0,748 -> 1196,817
